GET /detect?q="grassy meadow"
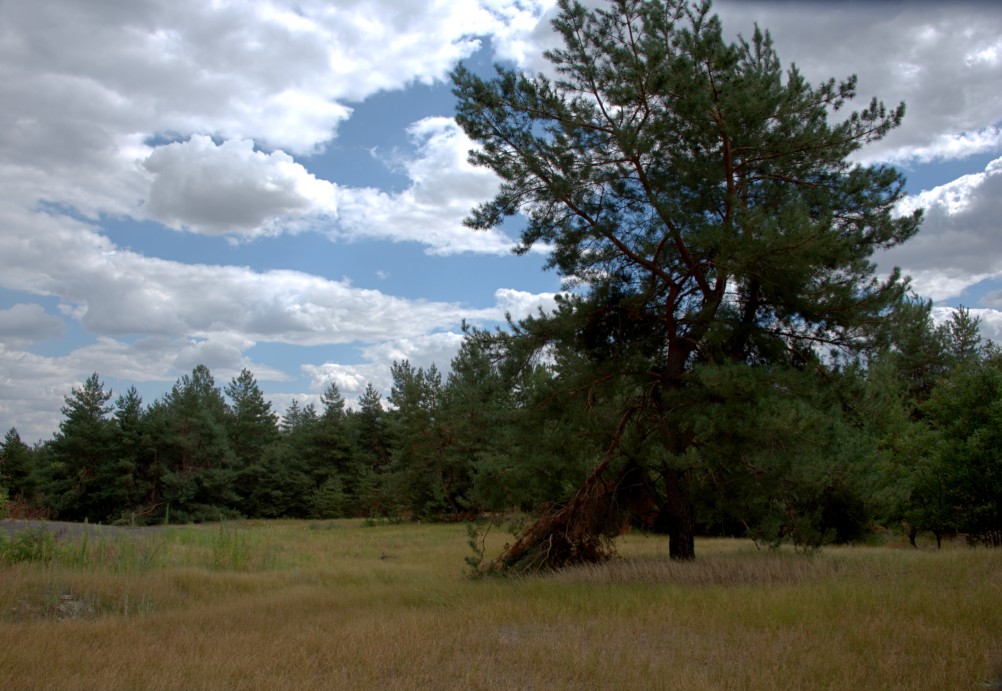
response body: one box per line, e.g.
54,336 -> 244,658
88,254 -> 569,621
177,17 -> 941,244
0,519 -> 1000,690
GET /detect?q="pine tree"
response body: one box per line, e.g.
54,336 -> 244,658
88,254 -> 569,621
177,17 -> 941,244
1,427 -> 38,506
42,374 -> 116,520
100,386 -> 155,522
453,0 -> 919,565
922,347 -> 1002,547
385,361 -> 455,517
303,382 -> 359,516
351,383 -> 393,515
354,383 -> 391,474
156,365 -> 240,522
225,369 -> 279,467
224,368 -> 280,511
863,306 -> 993,546
280,400 -> 307,433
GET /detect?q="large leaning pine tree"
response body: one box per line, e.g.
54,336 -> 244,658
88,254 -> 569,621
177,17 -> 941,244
452,0 -> 920,566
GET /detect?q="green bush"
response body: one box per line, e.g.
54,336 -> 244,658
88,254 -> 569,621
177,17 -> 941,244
0,527 -> 57,565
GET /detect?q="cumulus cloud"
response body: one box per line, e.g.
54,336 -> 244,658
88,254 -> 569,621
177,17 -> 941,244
333,117 -> 515,254
297,287 -> 560,405
887,127 -> 1002,165
359,332 -> 469,372
880,157 -> 1002,300
0,0 -> 552,223
142,136 -> 336,236
301,362 -> 390,404
135,118 -> 516,252
0,346 -> 76,442
0,0 -> 554,440
495,288 -> 561,319
711,2 -> 1002,165
482,0 -> 560,67
931,305 -> 1002,345
302,336 -> 463,407
0,304 -> 65,346
480,2 -> 1002,165
0,0 -> 550,162
0,334 -> 289,442
0,205 -> 500,344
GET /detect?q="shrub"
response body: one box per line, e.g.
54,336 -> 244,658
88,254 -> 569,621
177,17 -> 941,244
0,526 -> 57,565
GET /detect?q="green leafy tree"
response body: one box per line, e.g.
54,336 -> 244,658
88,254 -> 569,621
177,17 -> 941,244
156,365 -> 240,522
863,306 -> 992,545
44,373 -> 116,521
312,382 -> 361,511
351,383 -> 393,515
385,361 -> 457,518
280,399 -> 308,433
247,397 -> 334,519
99,386 -> 158,522
243,399 -> 311,518
248,388 -> 354,516
452,0 -> 919,565
944,306 -> 986,364
440,332 -> 525,512
225,369 -> 279,465
1,427 -> 38,505
353,383 -> 391,473
921,342 -> 1002,547
224,368 -> 280,511
276,382 -> 363,519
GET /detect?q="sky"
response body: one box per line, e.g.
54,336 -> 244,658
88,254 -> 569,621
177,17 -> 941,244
1,0 -> 1001,443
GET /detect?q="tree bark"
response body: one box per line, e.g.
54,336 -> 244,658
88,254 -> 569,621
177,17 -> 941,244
661,466 -> 696,561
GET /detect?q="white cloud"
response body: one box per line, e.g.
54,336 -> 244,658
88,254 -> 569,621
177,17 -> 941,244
0,0 -> 537,161
302,335 -> 462,407
0,206 -> 499,344
0,334 -> 288,443
299,288 -> 561,405
302,362 -> 390,405
881,157 -> 1002,300
879,127 -> 1002,165
360,332 -> 468,372
931,306 -> 1002,345
711,2 -> 1002,165
142,136 -> 336,236
0,0 -> 558,442
333,117 -> 516,254
481,0 -> 560,68
135,118 -> 516,252
0,0 -> 553,227
494,288 -> 560,319
0,346 -> 75,442
0,304 -> 65,346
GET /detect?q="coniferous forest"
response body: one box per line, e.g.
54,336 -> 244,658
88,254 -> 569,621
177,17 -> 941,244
1,301 -> 1000,556
2,0 -> 1002,567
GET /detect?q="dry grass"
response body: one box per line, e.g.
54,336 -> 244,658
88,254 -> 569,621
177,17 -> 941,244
1,521 -> 1000,690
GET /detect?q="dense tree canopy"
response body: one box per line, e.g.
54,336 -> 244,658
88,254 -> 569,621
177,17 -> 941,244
452,0 -> 920,564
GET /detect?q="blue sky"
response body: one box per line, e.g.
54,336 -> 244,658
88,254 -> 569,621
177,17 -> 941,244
1,0 -> 1001,442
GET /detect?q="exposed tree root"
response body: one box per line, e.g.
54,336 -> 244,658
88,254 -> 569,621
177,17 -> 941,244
489,408 -> 650,573
493,469 -> 623,573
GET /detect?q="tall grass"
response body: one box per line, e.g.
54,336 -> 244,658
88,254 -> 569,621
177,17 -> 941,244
1,521 -> 1000,689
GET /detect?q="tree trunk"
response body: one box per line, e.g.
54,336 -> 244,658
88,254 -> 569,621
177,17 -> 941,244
661,467 -> 695,561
